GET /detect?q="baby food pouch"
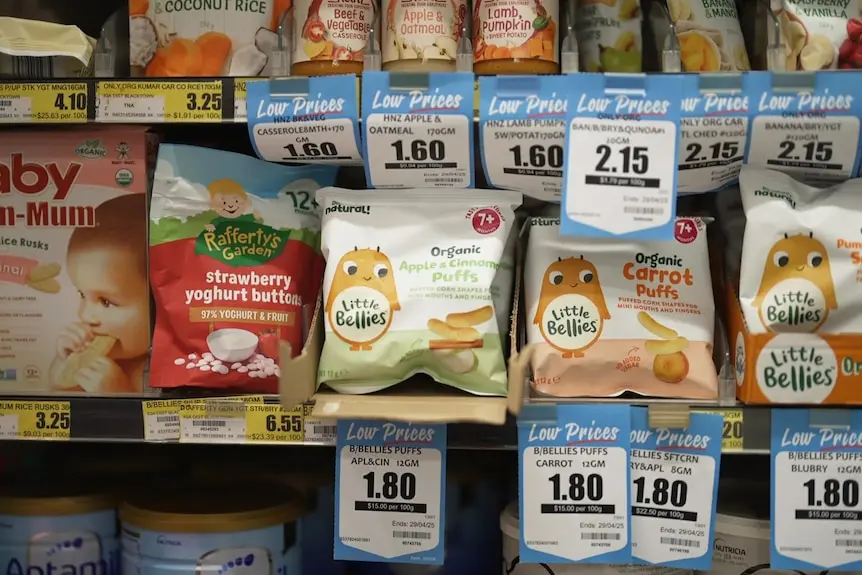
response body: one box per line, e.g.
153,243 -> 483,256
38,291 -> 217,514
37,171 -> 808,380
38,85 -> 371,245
148,144 -> 337,393
576,0 -> 643,72
737,166 -> 862,335
0,128 -> 149,394
525,216 -> 717,399
773,0 -> 860,70
666,0 -> 750,71
130,0 -> 288,76
316,188 -> 522,396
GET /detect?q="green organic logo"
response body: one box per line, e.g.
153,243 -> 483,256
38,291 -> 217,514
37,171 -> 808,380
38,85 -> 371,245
195,220 -> 289,267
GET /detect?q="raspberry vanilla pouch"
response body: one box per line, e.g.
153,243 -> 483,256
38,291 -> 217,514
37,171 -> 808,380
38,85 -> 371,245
738,166 -> 862,335
148,144 -> 337,392
525,216 -> 717,399
316,188 -> 521,396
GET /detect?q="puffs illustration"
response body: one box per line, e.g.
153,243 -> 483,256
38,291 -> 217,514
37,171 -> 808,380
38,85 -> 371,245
204,179 -> 262,232
638,311 -> 690,384
753,232 -> 837,332
533,256 -> 610,358
327,247 -> 401,351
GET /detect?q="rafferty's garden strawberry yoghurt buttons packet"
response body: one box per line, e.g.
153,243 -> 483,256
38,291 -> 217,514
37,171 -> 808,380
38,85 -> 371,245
148,144 -> 337,392
316,188 -> 521,396
525,216 -> 717,399
738,166 -> 862,335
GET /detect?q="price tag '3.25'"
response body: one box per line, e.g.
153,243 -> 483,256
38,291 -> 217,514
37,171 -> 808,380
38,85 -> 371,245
519,405 -> 632,564
563,75 -> 684,240
335,420 -> 446,564
362,72 -> 474,188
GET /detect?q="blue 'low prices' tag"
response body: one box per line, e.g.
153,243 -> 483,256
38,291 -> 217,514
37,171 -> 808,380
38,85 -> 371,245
771,409 -> 862,571
246,76 -> 363,165
518,404 -> 632,564
335,420 -> 447,564
361,71 -> 474,189
630,408 -> 722,569
746,70 -> 862,184
478,75 -> 567,203
562,73 -> 685,240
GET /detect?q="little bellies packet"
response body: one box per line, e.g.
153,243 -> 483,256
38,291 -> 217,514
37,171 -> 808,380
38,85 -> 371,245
149,144 -> 337,392
525,216 -> 718,399
316,188 -> 522,395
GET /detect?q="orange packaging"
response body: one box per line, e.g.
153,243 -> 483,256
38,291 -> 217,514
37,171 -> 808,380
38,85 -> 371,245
472,0 -> 558,74
382,0 -> 467,71
129,0 -> 289,76
524,217 -> 718,400
291,0 -> 377,76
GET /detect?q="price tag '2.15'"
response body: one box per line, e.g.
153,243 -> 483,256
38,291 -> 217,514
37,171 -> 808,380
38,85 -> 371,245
479,76 -> 566,202
246,76 -> 363,165
771,409 -> 862,571
563,74 -> 684,240
630,408 -> 722,569
747,71 -> 862,185
519,404 -> 632,564
335,420 -> 446,564
362,72 -> 474,188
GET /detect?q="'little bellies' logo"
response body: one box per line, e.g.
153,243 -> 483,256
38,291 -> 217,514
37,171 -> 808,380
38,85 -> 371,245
194,178 -> 287,267
755,333 -> 837,404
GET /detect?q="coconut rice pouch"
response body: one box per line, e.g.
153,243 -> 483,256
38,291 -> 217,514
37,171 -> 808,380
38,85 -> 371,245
525,216 -> 718,399
738,165 -> 862,335
148,144 -> 337,392
316,188 -> 522,395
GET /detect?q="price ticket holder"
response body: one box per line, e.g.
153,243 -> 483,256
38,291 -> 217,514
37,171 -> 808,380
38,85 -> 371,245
771,409 -> 862,572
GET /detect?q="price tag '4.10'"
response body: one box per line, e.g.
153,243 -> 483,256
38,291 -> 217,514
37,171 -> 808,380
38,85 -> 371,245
335,420 -> 446,564
519,405 -> 632,564
772,409 -> 862,571
630,409 -> 722,569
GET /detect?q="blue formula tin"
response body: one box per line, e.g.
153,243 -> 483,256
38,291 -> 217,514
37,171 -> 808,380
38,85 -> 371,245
120,484 -> 304,575
283,472 -> 344,575
0,484 -> 119,575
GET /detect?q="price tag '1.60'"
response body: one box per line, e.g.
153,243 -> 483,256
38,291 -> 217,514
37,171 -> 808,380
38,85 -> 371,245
563,75 -> 684,240
246,76 -> 362,165
362,72 -> 474,188
335,420 -> 446,564
771,409 -> 862,571
630,408 -> 722,569
519,405 -> 632,564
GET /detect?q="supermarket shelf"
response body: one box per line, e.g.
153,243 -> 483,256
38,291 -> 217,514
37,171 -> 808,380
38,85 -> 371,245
0,394 -> 782,451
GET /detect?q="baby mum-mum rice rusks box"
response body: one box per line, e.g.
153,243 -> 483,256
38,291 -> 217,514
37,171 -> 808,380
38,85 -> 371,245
0,128 -> 150,395
731,166 -> 862,405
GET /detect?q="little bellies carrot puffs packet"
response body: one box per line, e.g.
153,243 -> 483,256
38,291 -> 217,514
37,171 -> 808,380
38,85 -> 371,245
316,189 -> 521,395
148,144 -> 337,392
525,216 -> 718,399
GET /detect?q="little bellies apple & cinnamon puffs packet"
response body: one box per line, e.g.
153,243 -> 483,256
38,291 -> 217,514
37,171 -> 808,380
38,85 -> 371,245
525,216 -> 718,399
316,188 -> 521,395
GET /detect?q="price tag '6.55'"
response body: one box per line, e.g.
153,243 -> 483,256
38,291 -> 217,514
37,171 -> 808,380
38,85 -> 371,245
362,72 -> 474,188
563,74 -> 684,240
518,405 -> 632,564
771,409 -> 862,571
246,76 -> 363,165
335,420 -> 446,564
630,408 -> 722,569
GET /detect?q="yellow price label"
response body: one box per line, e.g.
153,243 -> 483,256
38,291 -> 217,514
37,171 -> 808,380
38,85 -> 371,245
696,409 -> 743,451
97,81 -> 223,122
142,399 -> 185,441
245,404 -> 304,443
0,401 -> 71,440
0,83 -> 87,123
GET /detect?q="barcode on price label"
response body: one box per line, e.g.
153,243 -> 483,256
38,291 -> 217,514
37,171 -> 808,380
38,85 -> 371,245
315,425 -> 337,435
623,206 -> 665,215
661,537 -> 700,548
393,531 -> 432,540
581,533 -> 621,540
837,540 -> 862,547
193,420 -> 227,427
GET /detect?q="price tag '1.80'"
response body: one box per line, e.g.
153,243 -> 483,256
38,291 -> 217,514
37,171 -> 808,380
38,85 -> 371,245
479,76 -> 567,202
362,72 -> 474,188
563,75 -> 684,240
771,409 -> 862,571
746,72 -> 862,185
630,408 -> 722,569
519,405 -> 632,564
246,76 -> 362,165
335,420 -> 446,564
